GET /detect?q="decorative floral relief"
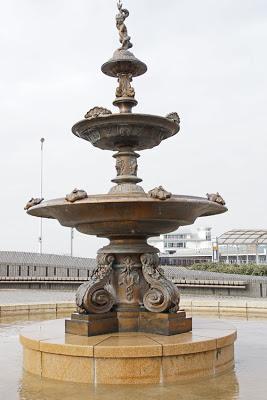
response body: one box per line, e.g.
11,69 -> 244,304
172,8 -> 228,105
118,256 -> 139,301
116,74 -> 135,98
116,157 -> 137,176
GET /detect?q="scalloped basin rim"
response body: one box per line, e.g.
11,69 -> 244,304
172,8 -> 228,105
27,194 -> 227,236
27,194 -> 227,217
72,113 -> 178,132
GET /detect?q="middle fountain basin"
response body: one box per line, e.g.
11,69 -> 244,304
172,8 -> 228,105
27,194 -> 227,238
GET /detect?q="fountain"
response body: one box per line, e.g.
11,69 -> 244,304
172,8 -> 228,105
21,2 -> 236,384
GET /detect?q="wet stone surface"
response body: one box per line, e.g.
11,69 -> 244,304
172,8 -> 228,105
0,314 -> 267,399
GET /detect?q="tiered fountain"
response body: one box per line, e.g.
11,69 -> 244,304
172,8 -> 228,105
21,2 -> 236,384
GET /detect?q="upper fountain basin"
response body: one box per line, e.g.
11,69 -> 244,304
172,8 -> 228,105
27,194 -> 227,238
72,113 -> 180,151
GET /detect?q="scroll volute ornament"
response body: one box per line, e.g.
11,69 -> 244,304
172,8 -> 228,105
76,254 -> 115,314
140,253 -> 180,313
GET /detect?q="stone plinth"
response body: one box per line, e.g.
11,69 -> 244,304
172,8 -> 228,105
20,318 -> 236,384
65,310 -> 192,336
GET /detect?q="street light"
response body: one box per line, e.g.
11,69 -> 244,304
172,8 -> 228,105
39,138 -> 45,254
70,228 -> 74,257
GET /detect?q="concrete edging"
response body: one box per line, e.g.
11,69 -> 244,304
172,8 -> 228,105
1,298 -> 267,317
0,302 -> 76,317
180,298 -> 267,317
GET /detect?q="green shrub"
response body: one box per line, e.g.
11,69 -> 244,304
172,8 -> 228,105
186,263 -> 267,276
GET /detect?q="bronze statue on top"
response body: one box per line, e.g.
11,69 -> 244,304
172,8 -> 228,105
116,1 -> 132,50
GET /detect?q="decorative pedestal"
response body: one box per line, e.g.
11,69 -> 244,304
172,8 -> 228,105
65,310 -> 192,336
20,318 -> 236,384
72,250 -> 186,336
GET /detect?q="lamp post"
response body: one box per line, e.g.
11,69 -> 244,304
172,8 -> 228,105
39,138 -> 45,254
70,228 -> 74,257
212,238 -> 219,263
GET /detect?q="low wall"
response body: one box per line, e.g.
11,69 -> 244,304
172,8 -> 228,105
180,298 -> 267,318
0,281 -> 81,290
1,278 -> 266,298
1,252 -> 267,298
0,301 -> 76,317
176,281 -> 267,298
1,299 -> 267,318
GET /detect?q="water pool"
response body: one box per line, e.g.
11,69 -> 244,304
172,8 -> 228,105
0,315 -> 267,400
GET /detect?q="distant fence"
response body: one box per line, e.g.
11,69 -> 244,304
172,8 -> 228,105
164,266 -> 267,298
0,264 -> 92,278
0,251 -> 95,280
1,251 -> 267,297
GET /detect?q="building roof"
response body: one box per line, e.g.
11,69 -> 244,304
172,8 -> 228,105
0,251 -> 96,269
218,230 -> 267,245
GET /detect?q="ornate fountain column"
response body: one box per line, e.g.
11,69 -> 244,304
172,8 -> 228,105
22,2 -> 233,383
64,1 -> 192,336
26,1 -> 226,336
109,149 -> 143,194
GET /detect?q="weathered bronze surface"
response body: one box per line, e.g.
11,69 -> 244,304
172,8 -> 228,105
27,2 -> 227,336
72,113 -> 180,151
27,195 -> 226,237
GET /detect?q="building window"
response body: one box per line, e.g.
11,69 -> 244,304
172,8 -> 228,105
165,234 -> 187,240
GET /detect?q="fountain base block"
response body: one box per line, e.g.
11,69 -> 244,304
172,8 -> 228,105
65,312 -> 119,336
65,310 -> 192,336
20,318 -> 236,384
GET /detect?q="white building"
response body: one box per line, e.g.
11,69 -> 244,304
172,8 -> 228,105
149,228 -> 267,266
149,227 -> 214,265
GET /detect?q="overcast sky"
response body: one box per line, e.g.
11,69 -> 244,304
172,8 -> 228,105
0,0 -> 266,258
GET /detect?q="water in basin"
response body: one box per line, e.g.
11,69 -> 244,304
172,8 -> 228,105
1,313 -> 267,400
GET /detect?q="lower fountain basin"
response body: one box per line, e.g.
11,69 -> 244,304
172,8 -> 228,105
27,194 -> 227,238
